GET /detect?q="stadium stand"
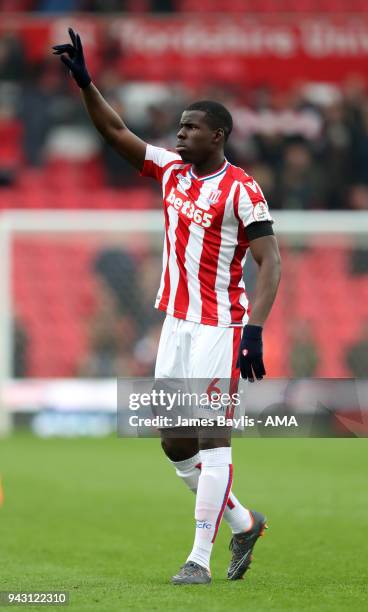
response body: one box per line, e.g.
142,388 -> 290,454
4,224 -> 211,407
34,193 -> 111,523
2,0 -> 368,12
10,238 -> 365,378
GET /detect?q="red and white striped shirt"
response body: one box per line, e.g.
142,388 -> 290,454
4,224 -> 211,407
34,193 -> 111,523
142,144 -> 273,327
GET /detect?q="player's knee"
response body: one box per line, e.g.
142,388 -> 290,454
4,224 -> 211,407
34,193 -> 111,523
199,437 -> 231,451
160,436 -> 198,461
160,437 -> 174,458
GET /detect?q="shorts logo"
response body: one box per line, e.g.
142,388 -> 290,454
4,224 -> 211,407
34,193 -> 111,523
253,201 -> 269,222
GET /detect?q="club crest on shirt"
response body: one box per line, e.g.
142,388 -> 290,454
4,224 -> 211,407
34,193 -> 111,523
196,186 -> 222,210
207,189 -> 222,204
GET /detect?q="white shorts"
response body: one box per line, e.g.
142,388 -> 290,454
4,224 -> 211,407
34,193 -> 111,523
154,315 -> 243,426
155,314 -> 241,380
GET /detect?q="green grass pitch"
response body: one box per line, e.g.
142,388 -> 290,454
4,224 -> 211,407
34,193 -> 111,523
1,434 -> 367,611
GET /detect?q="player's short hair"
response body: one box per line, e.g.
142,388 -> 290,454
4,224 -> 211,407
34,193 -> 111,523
185,100 -> 233,142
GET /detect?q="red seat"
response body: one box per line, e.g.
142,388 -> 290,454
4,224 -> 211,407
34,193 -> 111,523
0,119 -> 23,166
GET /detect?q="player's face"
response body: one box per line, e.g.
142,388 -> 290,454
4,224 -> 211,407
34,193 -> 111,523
176,110 -> 221,164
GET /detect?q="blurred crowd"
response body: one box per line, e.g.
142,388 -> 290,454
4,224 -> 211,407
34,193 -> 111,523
11,239 -> 368,379
0,1 -> 175,12
2,0 -> 366,12
1,27 -> 368,209
78,246 -> 368,379
78,247 -> 164,378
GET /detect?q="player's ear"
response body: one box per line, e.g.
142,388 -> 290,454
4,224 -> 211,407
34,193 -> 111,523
213,128 -> 225,144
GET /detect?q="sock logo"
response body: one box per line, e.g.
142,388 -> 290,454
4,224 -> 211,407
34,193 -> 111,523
196,520 -> 212,530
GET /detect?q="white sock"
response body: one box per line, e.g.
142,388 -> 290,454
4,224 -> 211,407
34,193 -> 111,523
187,447 -> 233,570
171,452 -> 202,493
171,453 -> 252,534
225,492 -> 252,533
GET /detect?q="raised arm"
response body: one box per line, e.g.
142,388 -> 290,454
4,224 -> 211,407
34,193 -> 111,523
53,28 -> 146,171
81,83 -> 146,170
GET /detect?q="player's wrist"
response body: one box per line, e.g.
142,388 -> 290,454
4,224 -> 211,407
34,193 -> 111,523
244,324 -> 263,338
74,70 -> 91,89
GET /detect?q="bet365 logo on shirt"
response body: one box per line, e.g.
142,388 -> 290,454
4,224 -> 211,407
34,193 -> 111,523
167,187 -> 213,228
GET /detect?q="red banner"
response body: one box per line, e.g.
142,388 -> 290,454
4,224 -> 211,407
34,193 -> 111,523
1,15 -> 368,86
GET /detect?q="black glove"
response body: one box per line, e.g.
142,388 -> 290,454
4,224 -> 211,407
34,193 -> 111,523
52,27 -> 91,89
238,324 -> 266,382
